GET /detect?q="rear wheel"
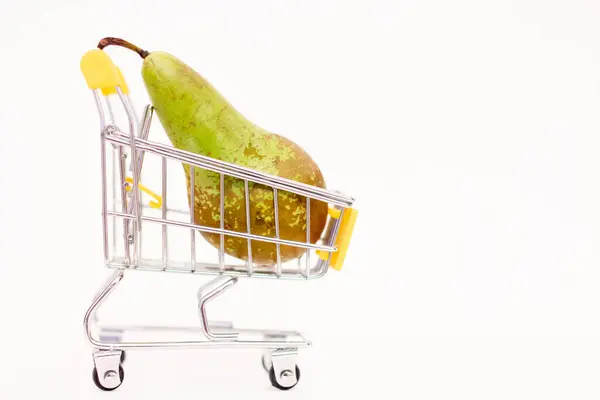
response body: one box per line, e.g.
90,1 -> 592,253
92,365 -> 124,391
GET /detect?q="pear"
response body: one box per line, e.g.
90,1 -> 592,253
97,38 -> 328,265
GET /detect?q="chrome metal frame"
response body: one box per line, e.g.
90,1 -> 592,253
83,85 -> 355,391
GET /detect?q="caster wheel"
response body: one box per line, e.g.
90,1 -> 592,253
269,365 -> 300,391
92,365 -> 124,391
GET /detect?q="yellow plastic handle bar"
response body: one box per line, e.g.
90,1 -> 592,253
317,206 -> 358,271
80,49 -> 119,91
80,49 -> 129,95
102,67 -> 130,96
125,177 -> 162,209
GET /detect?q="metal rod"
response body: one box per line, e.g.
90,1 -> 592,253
137,217 -> 143,268
94,90 -> 109,263
323,207 -> 345,268
106,96 -> 116,126
162,157 -> 168,269
117,89 -> 141,258
219,174 -> 225,273
273,188 -> 281,276
197,276 -> 238,340
98,91 -> 128,263
91,322 -> 235,333
126,94 -> 140,130
92,90 -> 106,130
112,139 -> 117,261
105,211 -> 336,252
130,105 -> 153,174
305,197 -> 310,278
244,180 -> 253,275
117,146 -> 130,264
100,129 -> 109,263
127,105 -> 153,267
190,165 -> 196,272
104,261 -> 329,280
104,130 -> 354,207
328,208 -> 344,247
88,336 -> 310,350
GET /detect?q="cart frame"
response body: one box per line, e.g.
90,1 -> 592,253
80,48 -> 357,391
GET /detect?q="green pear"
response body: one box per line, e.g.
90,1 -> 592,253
97,38 -> 329,265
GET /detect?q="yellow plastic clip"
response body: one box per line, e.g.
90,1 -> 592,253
80,49 -> 120,92
317,206 -> 358,271
124,177 -> 162,209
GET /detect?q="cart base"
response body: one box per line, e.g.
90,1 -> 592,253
84,270 -> 309,391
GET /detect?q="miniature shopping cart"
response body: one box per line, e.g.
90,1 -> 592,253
80,49 -> 358,391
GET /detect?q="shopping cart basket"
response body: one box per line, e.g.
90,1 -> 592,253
80,48 -> 358,391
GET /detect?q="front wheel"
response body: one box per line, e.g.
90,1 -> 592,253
269,365 -> 300,390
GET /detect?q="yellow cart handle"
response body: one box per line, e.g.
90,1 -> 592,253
82,49 -> 158,208
80,49 -> 129,95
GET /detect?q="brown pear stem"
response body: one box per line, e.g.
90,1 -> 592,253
97,37 -> 149,59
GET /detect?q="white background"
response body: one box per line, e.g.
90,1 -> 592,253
2,0 -> 600,398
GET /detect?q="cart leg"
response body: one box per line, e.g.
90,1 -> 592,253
269,348 -> 300,390
83,269 -> 125,350
197,275 -> 239,341
92,349 -> 124,391
84,271 -> 127,391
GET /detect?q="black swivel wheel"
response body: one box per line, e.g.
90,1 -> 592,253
92,365 -> 125,391
269,365 -> 300,390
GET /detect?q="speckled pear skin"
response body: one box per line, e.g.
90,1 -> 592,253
141,51 -> 328,264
